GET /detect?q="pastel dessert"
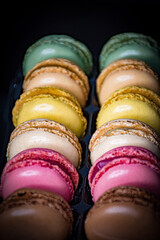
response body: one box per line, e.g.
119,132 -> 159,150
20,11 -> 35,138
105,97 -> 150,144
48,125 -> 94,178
23,58 -> 90,107
89,119 -> 160,165
85,186 -> 160,240
12,87 -> 87,138
96,86 -> 160,133
99,32 -> 160,75
22,34 -> 93,76
7,119 -> 82,168
1,148 -> 79,201
88,146 -> 160,202
97,58 -> 160,105
0,188 -> 73,240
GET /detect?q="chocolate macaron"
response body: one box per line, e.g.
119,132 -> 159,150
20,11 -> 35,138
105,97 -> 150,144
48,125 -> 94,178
85,186 -> 160,240
0,188 -> 73,240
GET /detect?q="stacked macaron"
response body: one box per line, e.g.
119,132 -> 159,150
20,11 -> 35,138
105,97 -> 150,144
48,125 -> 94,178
85,33 -> 160,240
0,35 -> 93,239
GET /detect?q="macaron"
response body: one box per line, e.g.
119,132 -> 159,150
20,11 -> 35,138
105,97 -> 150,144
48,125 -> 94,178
88,146 -> 160,202
85,186 -> 160,240
89,119 -> 160,165
97,58 -> 160,105
23,58 -> 90,107
99,32 -> 160,75
12,87 -> 87,138
22,34 -> 93,76
1,148 -> 79,201
0,188 -> 73,240
96,86 -> 160,133
7,119 -> 82,168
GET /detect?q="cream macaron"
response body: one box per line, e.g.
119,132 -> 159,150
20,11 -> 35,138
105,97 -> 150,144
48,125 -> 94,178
23,58 -> 90,107
7,119 -> 82,168
96,59 -> 160,105
89,119 -> 160,165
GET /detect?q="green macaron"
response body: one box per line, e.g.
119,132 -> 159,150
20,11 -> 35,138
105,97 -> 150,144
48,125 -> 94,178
99,32 -> 160,75
22,35 -> 93,76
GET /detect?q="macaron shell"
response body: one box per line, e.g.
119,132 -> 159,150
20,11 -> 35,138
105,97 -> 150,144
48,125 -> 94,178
0,205 -> 72,240
97,86 -> 160,133
24,72 -> 86,106
97,97 -> 160,133
98,63 -> 160,105
101,44 -> 160,74
1,148 -> 79,201
85,186 -> 160,240
2,164 -> 73,201
7,129 -> 80,168
22,35 -> 93,75
15,96 -> 85,137
12,87 -> 87,137
92,162 -> 160,202
89,146 -> 160,185
89,146 -> 160,202
90,119 -> 160,151
99,32 -> 160,74
90,134 -> 160,165
7,119 -> 82,168
23,58 -> 90,107
0,189 -> 73,240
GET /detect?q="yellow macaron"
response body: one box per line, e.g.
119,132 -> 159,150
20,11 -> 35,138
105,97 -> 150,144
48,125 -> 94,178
12,87 -> 87,137
23,58 -> 90,107
96,86 -> 160,133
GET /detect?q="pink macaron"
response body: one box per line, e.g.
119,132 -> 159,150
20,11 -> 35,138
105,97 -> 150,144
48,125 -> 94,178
0,148 -> 79,202
88,146 -> 160,202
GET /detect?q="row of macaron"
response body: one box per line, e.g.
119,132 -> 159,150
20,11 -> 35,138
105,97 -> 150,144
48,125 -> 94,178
0,34 -> 95,240
0,32 -> 160,240
1,34 -> 95,200
84,33 -> 160,240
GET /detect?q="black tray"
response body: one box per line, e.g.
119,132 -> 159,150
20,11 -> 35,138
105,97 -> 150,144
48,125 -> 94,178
1,1 -> 160,239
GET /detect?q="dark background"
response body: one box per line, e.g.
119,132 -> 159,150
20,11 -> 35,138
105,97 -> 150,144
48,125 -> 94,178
1,0 -> 160,153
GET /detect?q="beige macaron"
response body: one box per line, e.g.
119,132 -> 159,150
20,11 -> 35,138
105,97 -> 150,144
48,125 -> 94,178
89,119 -> 160,165
23,58 -> 90,107
96,58 -> 160,105
7,119 -> 82,168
